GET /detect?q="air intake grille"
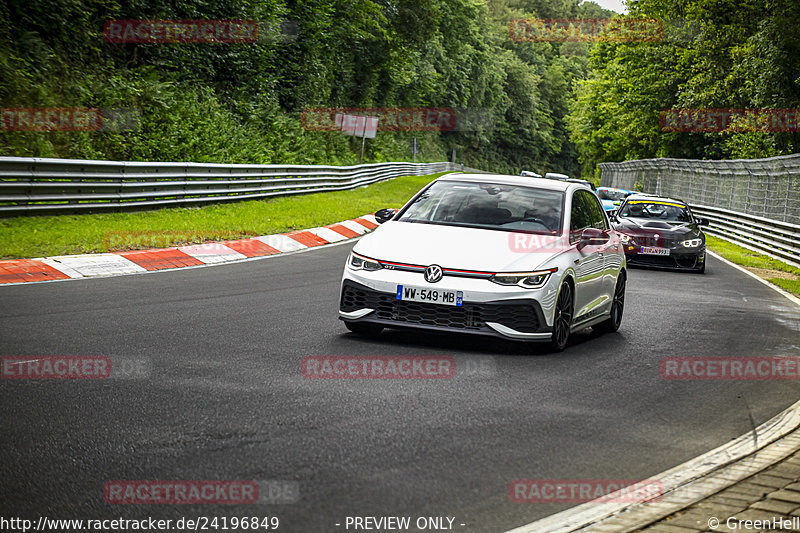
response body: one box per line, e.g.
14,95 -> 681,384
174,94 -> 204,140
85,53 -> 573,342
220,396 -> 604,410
341,281 -> 541,333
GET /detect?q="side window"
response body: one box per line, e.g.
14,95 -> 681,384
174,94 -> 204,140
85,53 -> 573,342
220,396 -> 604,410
570,191 -> 592,238
584,192 -> 608,230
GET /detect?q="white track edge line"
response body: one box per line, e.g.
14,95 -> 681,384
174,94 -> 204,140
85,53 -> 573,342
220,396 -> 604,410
506,399 -> 800,533
707,250 -> 800,306
505,253 -> 800,533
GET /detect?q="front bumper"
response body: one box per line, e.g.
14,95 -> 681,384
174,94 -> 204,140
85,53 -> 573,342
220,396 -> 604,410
623,246 -> 705,271
339,279 -> 552,340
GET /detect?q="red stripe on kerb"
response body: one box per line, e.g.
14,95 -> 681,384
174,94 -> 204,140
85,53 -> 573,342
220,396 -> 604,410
118,249 -> 203,271
286,231 -> 328,247
327,224 -> 360,239
354,217 -> 378,229
0,260 -> 72,283
222,239 -> 281,257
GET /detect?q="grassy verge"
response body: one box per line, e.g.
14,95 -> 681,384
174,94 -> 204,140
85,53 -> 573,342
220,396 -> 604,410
705,235 -> 800,297
0,173 -> 446,259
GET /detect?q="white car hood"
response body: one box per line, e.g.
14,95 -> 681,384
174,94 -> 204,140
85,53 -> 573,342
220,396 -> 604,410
354,221 -> 567,272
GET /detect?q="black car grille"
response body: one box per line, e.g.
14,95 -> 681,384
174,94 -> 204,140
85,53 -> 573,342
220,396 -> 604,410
340,281 -> 542,333
627,252 -> 700,269
632,234 -> 681,248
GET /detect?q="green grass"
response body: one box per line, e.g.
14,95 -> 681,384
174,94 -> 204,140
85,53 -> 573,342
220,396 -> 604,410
769,278 -> 800,296
705,235 -> 800,297
0,173 -> 446,259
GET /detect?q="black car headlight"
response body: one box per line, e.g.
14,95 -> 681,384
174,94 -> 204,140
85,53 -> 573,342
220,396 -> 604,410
490,268 -> 557,289
681,238 -> 702,248
348,252 -> 383,271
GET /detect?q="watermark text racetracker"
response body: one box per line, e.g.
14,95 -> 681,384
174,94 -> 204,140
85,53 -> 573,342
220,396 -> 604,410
509,479 -> 664,503
508,233 -> 613,253
301,355 -> 497,379
1,108 -> 140,132
104,480 -> 299,505
1,356 -> 151,380
660,108 -> 800,132
509,18 -> 664,42
661,357 -> 800,380
104,19 -> 258,43
302,356 -> 455,379
104,230 -> 258,251
300,107 -> 494,132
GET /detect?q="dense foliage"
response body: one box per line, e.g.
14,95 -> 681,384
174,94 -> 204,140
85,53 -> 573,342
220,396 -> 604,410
4,0 -> 794,176
0,0 -> 612,175
567,0 -> 800,176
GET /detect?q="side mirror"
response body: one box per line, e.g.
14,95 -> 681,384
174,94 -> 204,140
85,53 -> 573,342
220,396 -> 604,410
695,217 -> 709,226
577,227 -> 608,251
374,208 -> 398,224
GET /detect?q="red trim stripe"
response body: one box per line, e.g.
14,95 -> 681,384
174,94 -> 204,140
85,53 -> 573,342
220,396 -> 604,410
443,268 -> 494,275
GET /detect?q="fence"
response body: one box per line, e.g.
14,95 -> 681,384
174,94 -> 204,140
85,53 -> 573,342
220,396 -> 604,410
0,157 -> 458,216
598,154 -> 800,225
599,154 -> 800,267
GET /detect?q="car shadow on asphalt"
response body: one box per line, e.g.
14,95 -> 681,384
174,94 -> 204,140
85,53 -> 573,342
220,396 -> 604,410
336,325 -> 615,358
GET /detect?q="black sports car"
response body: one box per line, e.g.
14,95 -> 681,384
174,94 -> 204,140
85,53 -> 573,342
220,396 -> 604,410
611,195 -> 709,273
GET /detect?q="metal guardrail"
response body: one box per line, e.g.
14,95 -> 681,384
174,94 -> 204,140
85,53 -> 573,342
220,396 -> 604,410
599,154 -> 800,225
690,204 -> 800,268
598,154 -> 800,268
0,157 -> 458,216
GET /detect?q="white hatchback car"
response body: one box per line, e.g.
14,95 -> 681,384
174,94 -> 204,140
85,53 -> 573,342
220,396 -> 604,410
339,173 -> 627,351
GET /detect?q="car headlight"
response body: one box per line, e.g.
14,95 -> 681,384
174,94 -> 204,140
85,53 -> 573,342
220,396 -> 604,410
490,268 -> 557,289
619,234 -> 634,244
681,238 -> 702,248
348,252 -> 383,271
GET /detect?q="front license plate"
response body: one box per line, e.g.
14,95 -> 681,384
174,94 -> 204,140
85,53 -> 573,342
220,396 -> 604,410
640,246 -> 670,256
396,285 -> 463,306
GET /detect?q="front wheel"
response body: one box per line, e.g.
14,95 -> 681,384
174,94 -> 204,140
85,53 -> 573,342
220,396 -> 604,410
344,321 -> 384,337
549,281 -> 574,352
594,272 -> 626,333
695,256 -> 706,274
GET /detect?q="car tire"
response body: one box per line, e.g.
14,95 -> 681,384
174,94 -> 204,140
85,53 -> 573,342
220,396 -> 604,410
695,257 -> 706,274
344,321 -> 384,336
594,272 -> 626,334
548,281 -> 574,352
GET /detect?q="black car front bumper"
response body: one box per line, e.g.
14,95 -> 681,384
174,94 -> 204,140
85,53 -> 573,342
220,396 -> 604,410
624,248 -> 705,271
339,279 -> 551,339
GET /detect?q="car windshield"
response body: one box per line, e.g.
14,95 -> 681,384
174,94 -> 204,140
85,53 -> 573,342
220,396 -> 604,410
598,189 -> 630,201
618,200 -> 692,223
397,180 -> 564,233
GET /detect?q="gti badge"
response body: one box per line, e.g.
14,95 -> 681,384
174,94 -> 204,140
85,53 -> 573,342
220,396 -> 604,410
424,264 -> 443,283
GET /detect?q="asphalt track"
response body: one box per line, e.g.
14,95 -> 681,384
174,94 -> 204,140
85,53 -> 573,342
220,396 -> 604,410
1,241 -> 799,532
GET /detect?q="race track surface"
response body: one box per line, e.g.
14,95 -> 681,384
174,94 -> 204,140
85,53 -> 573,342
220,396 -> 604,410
1,243 -> 799,532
